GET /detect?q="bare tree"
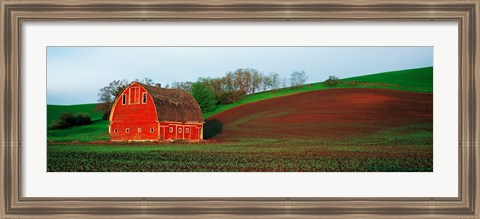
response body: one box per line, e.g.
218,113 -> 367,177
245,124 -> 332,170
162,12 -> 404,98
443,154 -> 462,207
171,81 -> 193,93
250,70 -> 263,94
229,68 -> 251,97
290,70 -> 308,87
262,74 -> 272,91
281,77 -> 288,88
136,77 -> 154,86
96,79 -> 129,120
269,72 -> 281,89
234,69 -> 250,96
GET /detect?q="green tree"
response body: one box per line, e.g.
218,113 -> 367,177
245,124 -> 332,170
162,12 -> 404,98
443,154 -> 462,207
191,81 -> 217,114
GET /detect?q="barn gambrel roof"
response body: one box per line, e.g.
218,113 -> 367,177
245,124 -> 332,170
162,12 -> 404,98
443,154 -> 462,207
136,82 -> 204,123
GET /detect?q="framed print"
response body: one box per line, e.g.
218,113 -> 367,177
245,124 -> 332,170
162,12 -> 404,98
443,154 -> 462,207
1,0 -> 479,218
45,46 -> 435,173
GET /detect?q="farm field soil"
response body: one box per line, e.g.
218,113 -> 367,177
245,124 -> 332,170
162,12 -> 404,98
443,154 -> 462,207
48,88 -> 433,172
206,88 -> 432,140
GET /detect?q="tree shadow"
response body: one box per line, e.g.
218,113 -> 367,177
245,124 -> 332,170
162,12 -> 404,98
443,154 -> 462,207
203,119 -> 223,139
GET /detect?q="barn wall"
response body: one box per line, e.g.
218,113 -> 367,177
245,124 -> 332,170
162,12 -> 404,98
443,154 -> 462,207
159,122 -> 203,141
110,84 -> 159,141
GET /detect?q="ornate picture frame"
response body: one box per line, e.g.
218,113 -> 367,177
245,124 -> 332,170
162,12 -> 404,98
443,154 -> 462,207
1,0 -> 478,218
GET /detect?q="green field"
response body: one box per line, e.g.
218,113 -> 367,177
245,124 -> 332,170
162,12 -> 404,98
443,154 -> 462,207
47,103 -> 107,142
48,123 -> 432,172
47,67 -> 433,172
343,67 -> 433,92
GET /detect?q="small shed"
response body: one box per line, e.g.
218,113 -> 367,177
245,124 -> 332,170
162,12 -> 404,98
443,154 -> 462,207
109,82 -> 204,141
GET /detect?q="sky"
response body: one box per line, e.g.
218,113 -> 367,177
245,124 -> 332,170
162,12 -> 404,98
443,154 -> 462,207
47,47 -> 433,105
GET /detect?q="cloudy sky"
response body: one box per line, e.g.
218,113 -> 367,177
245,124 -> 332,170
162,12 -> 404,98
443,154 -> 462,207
47,47 -> 433,105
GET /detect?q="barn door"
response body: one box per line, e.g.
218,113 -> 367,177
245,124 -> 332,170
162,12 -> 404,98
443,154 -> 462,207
184,126 -> 192,140
176,125 -> 184,140
191,127 -> 198,140
167,125 -> 175,140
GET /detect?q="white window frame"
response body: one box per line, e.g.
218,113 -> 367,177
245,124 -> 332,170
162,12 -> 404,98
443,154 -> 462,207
126,128 -> 129,133
169,127 -> 173,133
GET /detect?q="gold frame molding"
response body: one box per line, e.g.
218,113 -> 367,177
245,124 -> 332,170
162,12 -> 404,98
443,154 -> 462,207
1,0 -> 479,218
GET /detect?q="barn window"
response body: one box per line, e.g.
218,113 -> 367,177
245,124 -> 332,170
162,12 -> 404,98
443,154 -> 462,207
169,127 -> 173,133
142,92 -> 147,104
130,87 -> 140,104
150,128 -> 154,133
185,128 -> 189,133
122,94 -> 126,105
138,128 -> 142,133
178,128 -> 182,133
126,128 -> 129,133
114,129 -> 118,133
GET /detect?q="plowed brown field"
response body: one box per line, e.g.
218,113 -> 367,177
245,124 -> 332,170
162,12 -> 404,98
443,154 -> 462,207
206,88 -> 432,140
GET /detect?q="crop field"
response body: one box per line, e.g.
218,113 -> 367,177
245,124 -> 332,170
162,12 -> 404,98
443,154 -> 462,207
48,130 -> 432,172
48,88 -> 433,172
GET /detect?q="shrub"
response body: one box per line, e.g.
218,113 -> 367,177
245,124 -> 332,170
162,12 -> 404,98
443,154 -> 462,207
343,80 -> 361,86
218,91 -> 244,104
51,112 -> 92,129
324,76 -> 341,86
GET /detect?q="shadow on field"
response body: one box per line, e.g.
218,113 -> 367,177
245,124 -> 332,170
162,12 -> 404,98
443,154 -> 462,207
203,119 -> 223,139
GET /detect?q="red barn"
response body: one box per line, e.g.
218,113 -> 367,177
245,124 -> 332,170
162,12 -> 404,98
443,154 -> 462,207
109,82 -> 204,141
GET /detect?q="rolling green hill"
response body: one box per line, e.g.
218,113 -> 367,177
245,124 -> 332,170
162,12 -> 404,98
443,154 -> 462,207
343,66 -> 433,93
47,104 -> 107,142
47,103 -> 103,126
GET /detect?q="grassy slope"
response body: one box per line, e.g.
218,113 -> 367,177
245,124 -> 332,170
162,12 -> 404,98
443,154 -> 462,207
47,66 -> 432,142
47,103 -> 103,126
204,66 -> 432,117
47,120 -> 109,142
343,67 -> 433,93
47,103 -> 107,142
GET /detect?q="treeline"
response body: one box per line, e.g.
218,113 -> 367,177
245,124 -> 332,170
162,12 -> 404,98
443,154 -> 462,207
172,68 -> 308,105
96,69 -> 308,118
